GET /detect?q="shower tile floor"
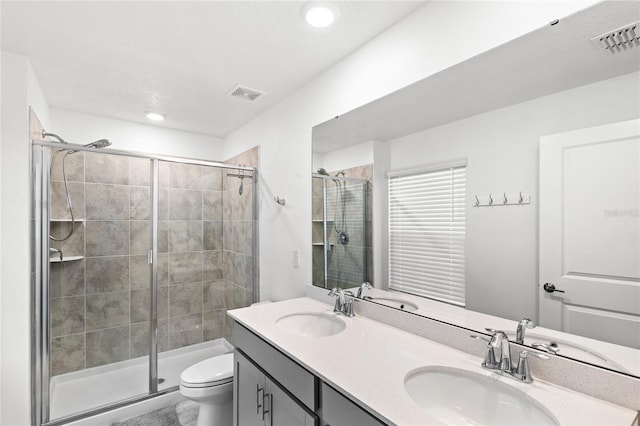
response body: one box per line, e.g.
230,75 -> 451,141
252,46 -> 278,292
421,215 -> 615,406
50,339 -> 232,421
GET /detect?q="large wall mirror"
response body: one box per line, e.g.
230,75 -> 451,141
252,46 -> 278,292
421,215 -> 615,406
311,1 -> 639,378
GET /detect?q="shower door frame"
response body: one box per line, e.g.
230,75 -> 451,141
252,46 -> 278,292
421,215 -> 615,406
31,139 -> 259,426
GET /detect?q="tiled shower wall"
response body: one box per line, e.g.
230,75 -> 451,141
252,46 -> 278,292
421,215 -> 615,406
49,150 -> 256,376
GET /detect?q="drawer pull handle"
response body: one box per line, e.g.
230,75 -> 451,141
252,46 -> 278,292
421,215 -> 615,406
263,392 -> 272,423
256,385 -> 264,414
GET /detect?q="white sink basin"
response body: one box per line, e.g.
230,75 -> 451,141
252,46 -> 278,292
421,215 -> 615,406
404,367 -> 559,426
365,296 -> 419,311
276,312 -> 346,337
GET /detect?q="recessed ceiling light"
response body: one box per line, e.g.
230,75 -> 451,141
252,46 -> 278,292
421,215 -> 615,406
301,2 -> 337,28
145,111 -> 165,121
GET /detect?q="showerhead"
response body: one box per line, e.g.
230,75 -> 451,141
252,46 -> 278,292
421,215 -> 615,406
317,168 -> 330,176
43,129 -> 111,152
67,139 -> 111,154
84,139 -> 111,149
42,130 -> 67,144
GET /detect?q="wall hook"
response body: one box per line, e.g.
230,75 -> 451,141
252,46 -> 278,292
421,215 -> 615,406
503,193 -> 508,204
474,194 -> 480,207
489,193 -> 493,205
519,191 -> 524,204
274,196 -> 286,206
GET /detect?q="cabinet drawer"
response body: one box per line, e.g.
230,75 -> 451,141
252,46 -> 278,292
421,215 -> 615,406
233,322 -> 317,411
321,383 -> 385,426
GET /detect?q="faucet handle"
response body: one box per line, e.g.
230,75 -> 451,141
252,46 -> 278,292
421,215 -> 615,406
470,334 -> 490,343
356,282 -> 372,298
531,342 -> 560,354
518,318 -> 535,328
513,350 -> 550,383
328,288 -> 344,313
470,335 -> 499,368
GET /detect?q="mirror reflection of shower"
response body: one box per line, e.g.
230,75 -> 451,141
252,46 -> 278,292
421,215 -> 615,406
312,169 -> 370,289
43,129 -> 112,241
317,168 -> 348,245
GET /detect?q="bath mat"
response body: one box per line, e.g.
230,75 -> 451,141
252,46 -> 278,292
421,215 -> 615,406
111,405 -> 180,426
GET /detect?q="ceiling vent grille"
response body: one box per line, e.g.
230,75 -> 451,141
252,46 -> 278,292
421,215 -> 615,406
592,22 -> 639,53
228,84 -> 265,102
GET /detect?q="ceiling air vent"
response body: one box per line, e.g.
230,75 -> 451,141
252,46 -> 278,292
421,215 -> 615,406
228,84 -> 265,102
591,22 -> 639,53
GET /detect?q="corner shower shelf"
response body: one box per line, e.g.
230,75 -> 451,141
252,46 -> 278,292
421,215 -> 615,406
50,256 -> 83,263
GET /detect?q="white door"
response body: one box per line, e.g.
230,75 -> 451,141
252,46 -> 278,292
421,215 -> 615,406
539,119 -> 640,349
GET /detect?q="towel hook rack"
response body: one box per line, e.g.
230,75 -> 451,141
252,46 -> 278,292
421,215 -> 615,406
473,191 -> 531,207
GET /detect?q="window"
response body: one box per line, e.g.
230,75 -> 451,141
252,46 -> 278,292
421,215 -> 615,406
388,160 -> 466,306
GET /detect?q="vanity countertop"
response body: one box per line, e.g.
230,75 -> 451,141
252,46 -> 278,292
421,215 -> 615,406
228,297 -> 637,426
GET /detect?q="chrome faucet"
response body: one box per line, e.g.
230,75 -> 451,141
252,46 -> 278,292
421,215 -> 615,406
516,318 -> 534,344
328,288 -> 357,317
356,282 -> 372,298
487,329 -> 512,373
471,328 -> 548,383
49,247 -> 63,262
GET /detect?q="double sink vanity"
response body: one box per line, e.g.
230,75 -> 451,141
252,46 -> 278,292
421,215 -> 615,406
228,296 -> 638,425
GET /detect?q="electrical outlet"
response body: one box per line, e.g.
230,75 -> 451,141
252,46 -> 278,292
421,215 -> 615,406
292,250 -> 300,268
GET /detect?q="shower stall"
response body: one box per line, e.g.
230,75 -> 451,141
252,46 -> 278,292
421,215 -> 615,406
312,173 -> 369,289
31,130 -> 258,425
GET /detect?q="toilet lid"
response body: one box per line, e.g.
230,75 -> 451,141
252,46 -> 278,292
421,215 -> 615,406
180,353 -> 234,387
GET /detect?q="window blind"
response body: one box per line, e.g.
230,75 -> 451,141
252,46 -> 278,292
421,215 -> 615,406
388,164 -> 466,306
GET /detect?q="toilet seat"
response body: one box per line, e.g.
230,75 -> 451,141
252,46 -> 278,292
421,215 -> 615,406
180,353 -> 234,388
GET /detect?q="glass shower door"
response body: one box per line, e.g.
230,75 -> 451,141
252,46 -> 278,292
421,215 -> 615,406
155,161 -> 255,391
46,148 -> 153,421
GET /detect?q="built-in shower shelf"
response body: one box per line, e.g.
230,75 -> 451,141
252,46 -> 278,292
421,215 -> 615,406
312,243 -> 335,247
51,218 -> 84,222
50,255 -> 83,263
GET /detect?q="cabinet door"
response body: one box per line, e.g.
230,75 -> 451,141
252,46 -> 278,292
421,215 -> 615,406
234,351 -> 265,426
266,377 -> 317,426
321,383 -> 385,426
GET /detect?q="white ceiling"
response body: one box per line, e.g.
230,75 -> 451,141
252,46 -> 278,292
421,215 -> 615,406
313,1 -> 640,153
0,1 -> 425,138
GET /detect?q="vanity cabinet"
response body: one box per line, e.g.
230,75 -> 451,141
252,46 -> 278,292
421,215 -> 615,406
233,323 -> 318,426
232,322 -> 387,426
235,350 -> 316,426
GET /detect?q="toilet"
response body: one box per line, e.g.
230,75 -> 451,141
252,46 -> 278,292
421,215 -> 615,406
179,353 -> 234,426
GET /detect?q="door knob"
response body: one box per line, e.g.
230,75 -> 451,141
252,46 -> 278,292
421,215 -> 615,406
543,283 -> 565,294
